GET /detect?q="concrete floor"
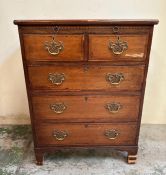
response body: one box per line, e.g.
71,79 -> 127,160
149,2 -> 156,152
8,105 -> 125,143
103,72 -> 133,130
0,124 -> 166,175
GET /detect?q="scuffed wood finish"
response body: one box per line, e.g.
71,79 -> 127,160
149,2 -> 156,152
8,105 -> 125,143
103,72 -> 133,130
32,95 -> 140,122
14,19 -> 158,165
28,65 -> 145,91
34,149 -> 44,165
89,35 -> 148,61
127,154 -> 137,164
23,34 -> 84,61
35,123 -> 137,146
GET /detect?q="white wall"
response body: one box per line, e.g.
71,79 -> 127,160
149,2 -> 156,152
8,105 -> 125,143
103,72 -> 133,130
0,0 -> 166,124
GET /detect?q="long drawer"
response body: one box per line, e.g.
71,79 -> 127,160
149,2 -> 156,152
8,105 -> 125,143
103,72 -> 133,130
32,95 -> 140,122
28,65 -> 145,91
35,123 -> 137,146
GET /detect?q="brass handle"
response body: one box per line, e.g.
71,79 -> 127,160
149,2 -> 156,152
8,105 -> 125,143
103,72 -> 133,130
48,73 -> 65,85
53,130 -> 68,141
106,73 -> 124,85
105,103 -> 122,113
44,36 -> 64,55
108,36 -> 128,55
50,103 -> 67,114
104,129 -> 119,140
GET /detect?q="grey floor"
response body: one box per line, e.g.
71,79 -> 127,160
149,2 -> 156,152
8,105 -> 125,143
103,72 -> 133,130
0,124 -> 166,175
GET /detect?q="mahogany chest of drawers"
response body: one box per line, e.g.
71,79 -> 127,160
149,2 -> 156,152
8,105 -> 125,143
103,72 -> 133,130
14,19 -> 158,165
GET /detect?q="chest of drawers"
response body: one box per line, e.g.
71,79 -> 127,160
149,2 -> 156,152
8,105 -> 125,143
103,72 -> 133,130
14,19 -> 158,165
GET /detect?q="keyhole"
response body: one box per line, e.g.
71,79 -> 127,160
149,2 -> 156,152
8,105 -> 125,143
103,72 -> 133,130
83,65 -> 89,72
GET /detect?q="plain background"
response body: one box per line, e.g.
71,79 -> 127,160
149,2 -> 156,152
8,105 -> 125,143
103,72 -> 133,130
0,0 -> 165,124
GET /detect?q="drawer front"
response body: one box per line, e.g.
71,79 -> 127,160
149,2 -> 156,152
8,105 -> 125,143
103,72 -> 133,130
35,123 -> 137,146
89,35 -> 148,61
23,34 -> 84,61
28,65 -> 145,91
32,95 -> 140,122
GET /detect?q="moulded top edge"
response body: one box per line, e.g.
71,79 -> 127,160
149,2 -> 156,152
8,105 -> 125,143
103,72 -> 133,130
13,19 -> 159,26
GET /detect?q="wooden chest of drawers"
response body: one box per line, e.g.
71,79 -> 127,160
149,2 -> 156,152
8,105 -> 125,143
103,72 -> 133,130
14,19 -> 158,165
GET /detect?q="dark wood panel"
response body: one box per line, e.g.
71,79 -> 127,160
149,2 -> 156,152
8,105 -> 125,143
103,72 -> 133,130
28,65 -> 145,91
89,35 -> 148,61
32,95 -> 140,122
35,123 -> 137,146
18,26 -> 151,35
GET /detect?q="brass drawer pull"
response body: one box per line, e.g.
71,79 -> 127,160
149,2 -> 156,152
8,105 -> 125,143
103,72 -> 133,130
105,103 -> 122,113
104,129 -> 119,140
50,103 -> 67,114
48,73 -> 65,85
45,36 -> 64,55
106,73 -> 124,85
108,36 -> 128,55
44,27 -> 64,55
53,130 -> 68,141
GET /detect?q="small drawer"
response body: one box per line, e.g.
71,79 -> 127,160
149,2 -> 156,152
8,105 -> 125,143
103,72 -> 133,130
28,65 -> 145,91
32,95 -> 140,122
35,123 -> 137,146
89,34 -> 148,61
23,34 -> 84,61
